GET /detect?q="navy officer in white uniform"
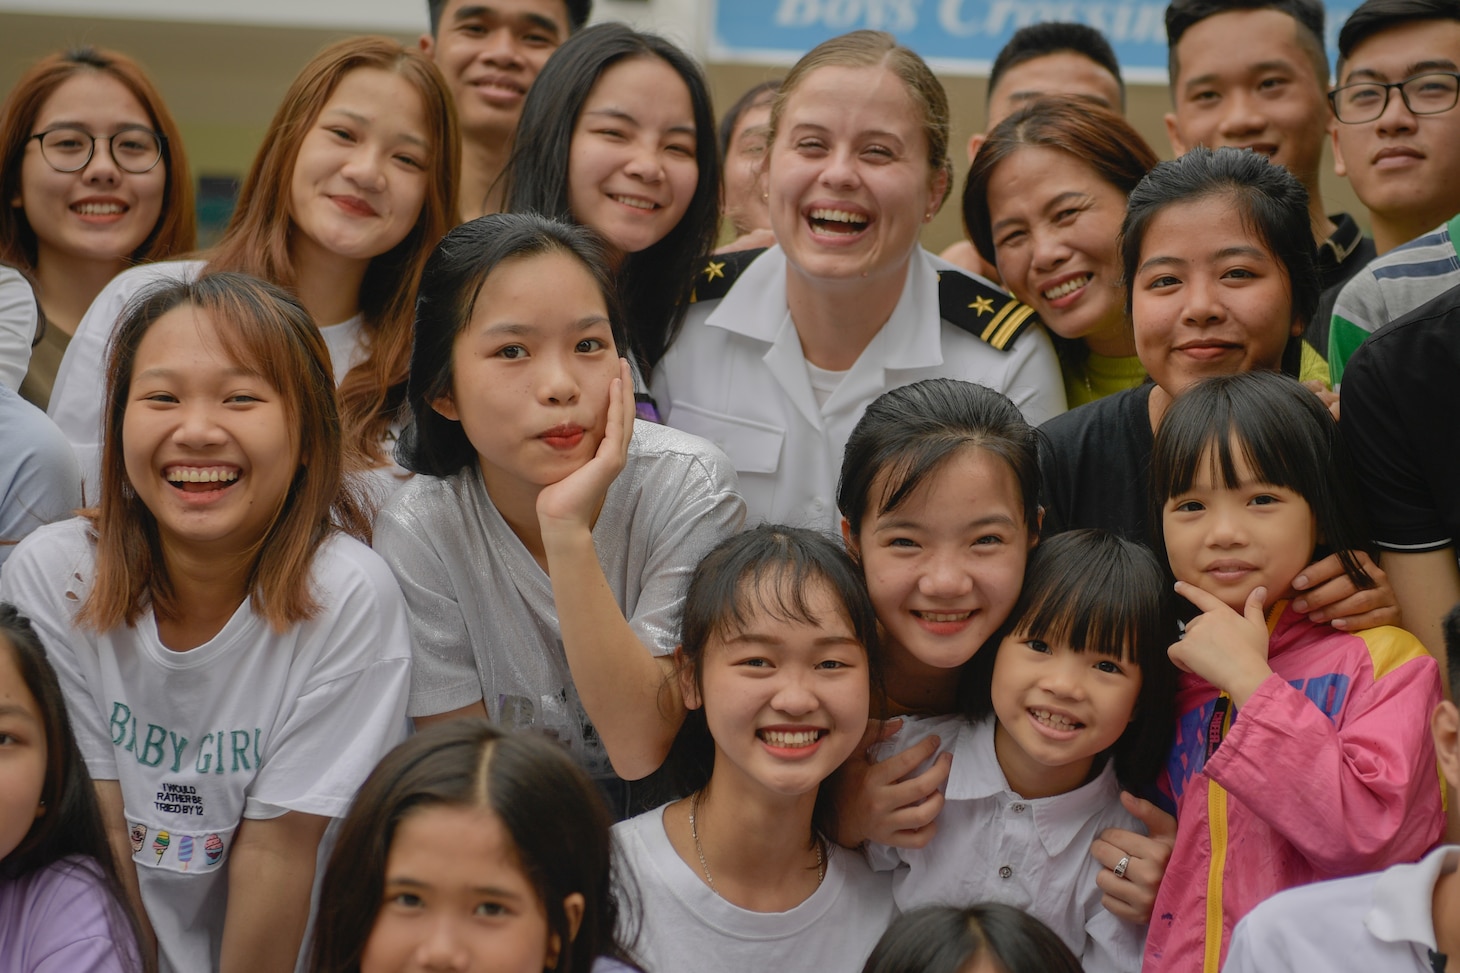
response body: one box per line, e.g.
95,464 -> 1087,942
652,30 -> 1064,530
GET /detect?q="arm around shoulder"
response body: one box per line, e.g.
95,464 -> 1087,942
1380,548 -> 1460,686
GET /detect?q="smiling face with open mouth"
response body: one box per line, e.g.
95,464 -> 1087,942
987,145 -> 1131,354
687,576 -> 869,801
566,55 -> 699,259
19,71 -> 166,278
768,63 -> 946,289
122,304 -> 300,563
989,631 -> 1142,799
851,447 -> 1033,697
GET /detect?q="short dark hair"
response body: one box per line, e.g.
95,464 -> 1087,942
311,719 -> 639,973
987,22 -> 1125,110
396,213 -> 624,478
426,0 -> 591,36
502,23 -> 721,371
1445,604 -> 1460,699
667,525 -> 881,837
1151,371 -> 1377,594
860,903 -> 1084,973
1165,0 -> 1329,86
838,378 -> 1041,539
1338,0 -> 1460,73
1120,146 -> 1317,374
958,530 -> 1179,793
0,604 -> 144,971
718,79 -> 781,160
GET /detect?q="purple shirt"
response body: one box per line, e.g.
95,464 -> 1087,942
0,856 -> 140,972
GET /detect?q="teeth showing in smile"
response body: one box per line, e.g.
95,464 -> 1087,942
1042,274 -> 1091,300
809,208 -> 869,236
166,467 -> 239,484
1030,708 -> 1081,731
759,729 -> 824,748
612,195 -> 657,211
914,610 -> 972,623
74,202 -> 125,215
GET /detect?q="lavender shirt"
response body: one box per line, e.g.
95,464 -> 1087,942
0,856 -> 141,972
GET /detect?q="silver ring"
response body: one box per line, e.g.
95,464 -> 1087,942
1113,855 -> 1131,879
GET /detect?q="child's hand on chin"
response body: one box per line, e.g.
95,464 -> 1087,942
536,358 -> 636,538
1168,583 -> 1274,708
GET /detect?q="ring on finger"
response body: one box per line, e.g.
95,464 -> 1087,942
1113,855 -> 1131,879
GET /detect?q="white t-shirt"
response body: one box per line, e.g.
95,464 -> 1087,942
0,264 -> 38,390
866,715 -> 1146,973
614,804 -> 895,973
373,421 -> 743,780
0,519 -> 413,973
46,259 -> 403,496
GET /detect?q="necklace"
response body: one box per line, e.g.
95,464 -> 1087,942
688,790 -> 826,895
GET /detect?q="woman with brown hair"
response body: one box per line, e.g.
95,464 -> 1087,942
48,36 -> 459,506
0,46 -> 195,406
962,99 -> 1156,408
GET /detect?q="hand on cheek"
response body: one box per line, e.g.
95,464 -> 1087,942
536,358 -> 635,540
1168,582 -> 1274,707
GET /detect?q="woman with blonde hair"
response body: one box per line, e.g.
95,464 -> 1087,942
652,30 -> 1063,531
0,46 -> 195,406
49,35 -> 459,505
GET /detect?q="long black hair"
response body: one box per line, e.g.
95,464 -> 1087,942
0,603 -> 146,972
501,22 -> 720,373
310,719 -> 641,973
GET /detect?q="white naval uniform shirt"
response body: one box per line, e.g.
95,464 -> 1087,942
651,245 -> 1065,531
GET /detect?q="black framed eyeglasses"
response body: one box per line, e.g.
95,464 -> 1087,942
1328,72 -> 1460,124
27,125 -> 166,174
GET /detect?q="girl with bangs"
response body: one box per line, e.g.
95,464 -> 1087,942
1143,370 -> 1442,972
863,529 -> 1178,973
0,273 -> 413,973
49,35 -> 458,507
0,46 -> 195,405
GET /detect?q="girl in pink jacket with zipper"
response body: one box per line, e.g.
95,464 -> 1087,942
1143,371 -> 1443,973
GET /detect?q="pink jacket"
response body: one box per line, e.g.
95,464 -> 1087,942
1143,601 -> 1444,973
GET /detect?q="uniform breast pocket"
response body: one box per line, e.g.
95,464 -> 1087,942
666,402 -> 784,475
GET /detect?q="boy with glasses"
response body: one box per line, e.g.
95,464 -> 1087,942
1327,0 -> 1460,381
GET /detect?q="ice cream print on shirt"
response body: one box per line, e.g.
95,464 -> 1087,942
108,698 -> 255,873
132,820 -> 232,873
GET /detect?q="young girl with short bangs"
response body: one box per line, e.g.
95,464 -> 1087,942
614,525 -> 895,973
50,36 -> 458,503
1145,370 -> 1443,973
376,213 -> 742,808
0,273 -> 413,973
311,720 -> 642,973
865,530 -> 1177,973
0,603 -> 144,973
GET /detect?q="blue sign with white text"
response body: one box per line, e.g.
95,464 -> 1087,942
711,1 -> 1354,81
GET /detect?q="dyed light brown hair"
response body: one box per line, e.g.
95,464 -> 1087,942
768,29 -> 951,210
79,272 -> 369,634
0,46 -> 196,273
205,36 -> 460,467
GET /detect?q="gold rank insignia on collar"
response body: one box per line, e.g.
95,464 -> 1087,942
937,270 -> 1040,352
688,248 -> 766,304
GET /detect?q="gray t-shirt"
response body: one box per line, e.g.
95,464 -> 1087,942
373,421 -> 744,779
